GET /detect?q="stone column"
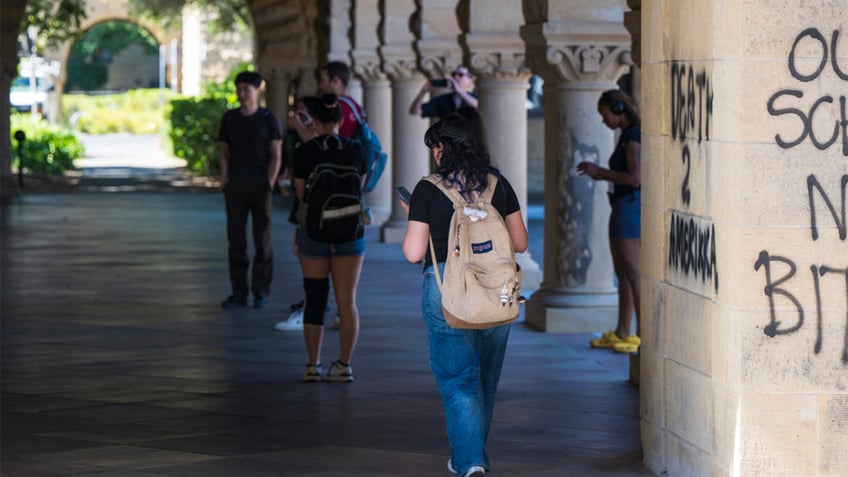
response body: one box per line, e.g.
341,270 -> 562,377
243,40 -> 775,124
356,68 -> 393,224
380,1 -> 431,243
464,0 -> 541,291
521,3 -> 631,332
180,4 -> 203,96
264,68 -> 291,125
381,61 -> 430,243
640,1 -> 848,476
352,0 -> 393,225
327,0 -> 361,102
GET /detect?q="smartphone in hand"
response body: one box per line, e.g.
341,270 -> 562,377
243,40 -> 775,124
395,186 -> 412,204
430,79 -> 449,88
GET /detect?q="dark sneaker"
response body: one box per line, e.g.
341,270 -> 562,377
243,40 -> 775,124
289,299 -> 304,311
325,360 -> 354,383
221,295 -> 247,308
254,296 -> 268,309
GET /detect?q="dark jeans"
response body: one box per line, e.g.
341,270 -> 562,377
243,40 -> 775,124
224,176 -> 273,300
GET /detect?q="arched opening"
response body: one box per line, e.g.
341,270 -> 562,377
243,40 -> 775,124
65,20 -> 159,93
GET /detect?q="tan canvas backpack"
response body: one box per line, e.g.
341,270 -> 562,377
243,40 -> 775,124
425,173 -> 522,329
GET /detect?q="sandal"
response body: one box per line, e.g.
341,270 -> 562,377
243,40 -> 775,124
590,331 -> 624,349
613,335 -> 641,353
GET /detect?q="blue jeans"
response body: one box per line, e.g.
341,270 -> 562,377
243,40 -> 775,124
422,264 -> 511,475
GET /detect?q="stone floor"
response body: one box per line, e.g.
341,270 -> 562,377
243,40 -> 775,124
1,169 -> 653,476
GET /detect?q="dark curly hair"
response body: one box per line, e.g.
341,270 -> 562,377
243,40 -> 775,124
424,114 -> 496,200
312,93 -> 342,124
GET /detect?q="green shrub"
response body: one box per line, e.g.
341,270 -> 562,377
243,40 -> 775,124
62,89 -> 171,134
169,97 -> 231,175
9,113 -> 85,175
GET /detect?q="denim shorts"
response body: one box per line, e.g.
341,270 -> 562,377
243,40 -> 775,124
609,190 -> 640,239
296,226 -> 366,258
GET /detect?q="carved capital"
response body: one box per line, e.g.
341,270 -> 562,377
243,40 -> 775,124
522,18 -> 632,84
463,32 -> 531,81
468,49 -> 532,82
417,46 -> 463,78
528,42 -> 631,84
351,55 -> 387,83
382,55 -> 423,82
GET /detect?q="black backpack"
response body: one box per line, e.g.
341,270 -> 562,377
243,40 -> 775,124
302,136 -> 364,243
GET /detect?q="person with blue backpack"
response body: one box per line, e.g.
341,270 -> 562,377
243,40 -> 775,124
292,94 -> 367,383
318,61 -> 386,193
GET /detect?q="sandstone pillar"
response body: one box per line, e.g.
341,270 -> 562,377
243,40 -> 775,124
521,2 -> 632,332
640,1 -> 848,475
352,0 -> 393,225
464,0 -> 541,290
265,69 -> 291,125
380,2 -> 431,243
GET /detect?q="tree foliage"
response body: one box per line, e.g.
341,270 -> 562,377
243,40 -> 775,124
127,0 -> 251,31
22,0 -> 87,50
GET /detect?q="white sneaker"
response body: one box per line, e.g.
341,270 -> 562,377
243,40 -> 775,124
462,466 -> 486,477
274,309 -> 304,331
329,313 -> 340,330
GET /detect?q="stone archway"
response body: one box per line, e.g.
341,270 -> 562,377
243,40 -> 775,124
42,0 -> 180,121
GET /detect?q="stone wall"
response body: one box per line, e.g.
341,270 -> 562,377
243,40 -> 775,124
640,1 -> 847,475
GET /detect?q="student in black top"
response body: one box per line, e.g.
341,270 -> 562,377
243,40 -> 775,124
292,94 -> 367,383
401,115 -> 527,477
577,89 -> 642,353
409,66 -> 479,119
218,71 -> 283,309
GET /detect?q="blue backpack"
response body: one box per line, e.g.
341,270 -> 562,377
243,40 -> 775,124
338,96 -> 387,193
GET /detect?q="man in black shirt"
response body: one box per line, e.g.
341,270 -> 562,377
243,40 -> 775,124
409,66 -> 478,119
218,71 -> 283,309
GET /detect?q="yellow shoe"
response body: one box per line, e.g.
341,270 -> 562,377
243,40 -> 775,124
590,332 -> 624,349
613,335 -> 641,353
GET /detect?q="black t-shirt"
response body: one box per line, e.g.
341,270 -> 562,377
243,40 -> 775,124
293,135 -> 367,181
420,93 -> 476,119
218,108 -> 283,176
608,126 -> 641,204
408,174 -> 521,268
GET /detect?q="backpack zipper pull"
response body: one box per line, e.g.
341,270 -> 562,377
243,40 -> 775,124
500,282 -> 510,306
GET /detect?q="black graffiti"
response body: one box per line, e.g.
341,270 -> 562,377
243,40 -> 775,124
681,145 -> 691,206
667,212 -> 718,292
754,251 -> 848,364
670,63 -> 713,143
808,174 -> 848,241
768,91 -> 848,155
788,28 -> 848,82
769,28 -> 848,156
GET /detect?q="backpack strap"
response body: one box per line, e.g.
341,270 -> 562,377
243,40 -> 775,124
338,95 -> 366,124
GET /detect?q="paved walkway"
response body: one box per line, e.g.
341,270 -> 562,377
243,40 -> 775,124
1,151 -> 652,476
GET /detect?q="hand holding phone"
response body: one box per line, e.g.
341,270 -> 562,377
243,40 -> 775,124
395,186 -> 412,204
430,78 -> 449,88
295,111 -> 312,125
